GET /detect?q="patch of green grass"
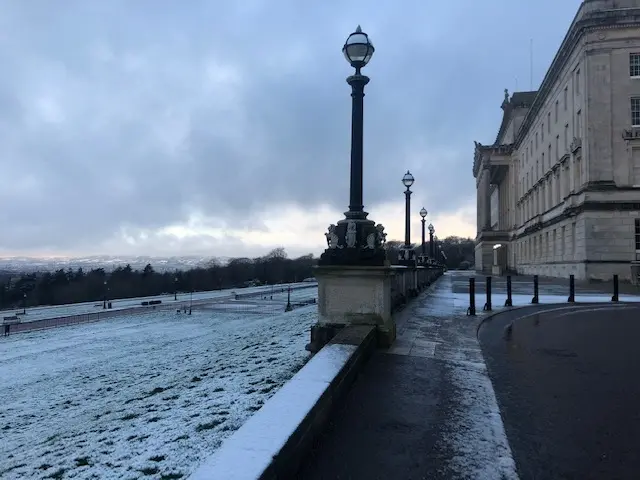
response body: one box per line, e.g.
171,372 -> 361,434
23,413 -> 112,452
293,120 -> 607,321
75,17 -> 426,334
45,434 -> 59,443
46,468 -> 65,479
140,466 -> 159,475
195,419 -> 223,432
75,457 -> 90,467
37,464 -> 52,471
1,463 -> 27,476
191,376 -> 202,382
147,387 -> 166,397
121,413 -> 140,421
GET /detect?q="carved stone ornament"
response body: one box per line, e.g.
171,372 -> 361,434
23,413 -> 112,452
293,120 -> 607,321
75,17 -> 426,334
345,221 -> 357,248
375,224 -> 387,247
325,224 -> 342,249
318,217 -> 388,266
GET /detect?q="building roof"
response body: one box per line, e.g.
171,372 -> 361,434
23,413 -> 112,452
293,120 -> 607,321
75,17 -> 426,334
513,1 -> 640,148
494,90 -> 538,146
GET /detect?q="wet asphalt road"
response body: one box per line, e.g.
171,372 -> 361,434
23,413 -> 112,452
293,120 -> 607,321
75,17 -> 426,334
478,303 -> 640,480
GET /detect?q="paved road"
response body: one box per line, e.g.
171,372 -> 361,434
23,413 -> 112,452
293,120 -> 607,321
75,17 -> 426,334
478,303 -> 640,480
298,273 -> 517,480
452,270 -> 640,296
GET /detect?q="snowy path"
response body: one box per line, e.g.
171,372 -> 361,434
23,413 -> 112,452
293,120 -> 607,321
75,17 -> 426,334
0,306 -> 316,479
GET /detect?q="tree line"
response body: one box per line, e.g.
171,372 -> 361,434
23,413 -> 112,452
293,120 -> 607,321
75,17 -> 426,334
0,238 -> 474,310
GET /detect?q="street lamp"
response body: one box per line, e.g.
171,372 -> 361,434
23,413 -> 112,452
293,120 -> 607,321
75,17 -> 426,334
428,223 -> 435,259
318,26 -> 387,266
23,293 -> 26,315
420,207 -> 428,258
189,290 -> 193,315
174,276 -> 178,301
285,285 -> 292,312
103,280 -> 108,309
399,171 -> 415,264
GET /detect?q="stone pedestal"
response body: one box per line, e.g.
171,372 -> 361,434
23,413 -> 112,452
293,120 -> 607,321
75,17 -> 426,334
306,265 -> 395,353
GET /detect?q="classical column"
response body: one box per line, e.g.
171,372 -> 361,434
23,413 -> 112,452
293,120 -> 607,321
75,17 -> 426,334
481,166 -> 491,230
476,177 -> 482,234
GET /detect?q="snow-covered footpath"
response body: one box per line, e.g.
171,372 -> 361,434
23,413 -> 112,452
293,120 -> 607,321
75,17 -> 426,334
0,305 -> 317,479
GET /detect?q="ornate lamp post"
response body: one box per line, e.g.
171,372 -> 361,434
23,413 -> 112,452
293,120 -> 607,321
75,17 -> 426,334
285,285 -> 292,312
419,207 -> 428,261
399,171 -> 415,264
428,223 -> 435,260
318,26 -> 387,266
23,293 -> 27,315
103,280 -> 108,309
174,275 -> 178,301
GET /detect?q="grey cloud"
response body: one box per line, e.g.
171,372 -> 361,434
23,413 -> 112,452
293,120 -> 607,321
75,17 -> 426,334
0,0 -> 580,254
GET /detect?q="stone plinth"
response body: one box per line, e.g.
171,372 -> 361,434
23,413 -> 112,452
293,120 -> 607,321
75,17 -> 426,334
306,265 -> 395,353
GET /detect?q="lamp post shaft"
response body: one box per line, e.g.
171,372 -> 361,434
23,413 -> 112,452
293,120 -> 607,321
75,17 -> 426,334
404,189 -> 411,246
429,232 -> 434,258
421,219 -> 426,255
347,75 -> 369,216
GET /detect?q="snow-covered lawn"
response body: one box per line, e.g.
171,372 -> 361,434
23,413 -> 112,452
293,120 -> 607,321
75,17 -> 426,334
0,305 -> 317,479
1,282 -> 317,323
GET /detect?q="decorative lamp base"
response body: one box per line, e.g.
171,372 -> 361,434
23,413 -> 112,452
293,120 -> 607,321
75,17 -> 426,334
318,214 -> 388,267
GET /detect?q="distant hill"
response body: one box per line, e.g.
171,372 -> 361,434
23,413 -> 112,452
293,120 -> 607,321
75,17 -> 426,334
0,255 -> 232,273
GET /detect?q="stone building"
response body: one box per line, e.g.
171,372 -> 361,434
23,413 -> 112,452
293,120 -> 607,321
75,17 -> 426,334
474,0 -> 640,281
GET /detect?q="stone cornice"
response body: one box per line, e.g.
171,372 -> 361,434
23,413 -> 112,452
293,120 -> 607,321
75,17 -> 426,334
472,142 -> 514,177
514,7 -> 640,149
515,200 -> 640,240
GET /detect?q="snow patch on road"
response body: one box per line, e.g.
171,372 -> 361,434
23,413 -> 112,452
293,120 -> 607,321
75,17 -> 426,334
445,359 -> 519,479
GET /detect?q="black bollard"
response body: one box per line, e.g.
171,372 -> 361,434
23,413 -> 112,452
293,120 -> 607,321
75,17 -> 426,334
567,275 -> 576,303
612,274 -> 619,302
568,274 -> 575,303
483,276 -> 492,311
467,277 -> 476,316
531,275 -> 539,304
505,275 -> 513,307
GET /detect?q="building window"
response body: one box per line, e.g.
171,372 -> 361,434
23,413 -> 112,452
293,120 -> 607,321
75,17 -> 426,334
555,100 -> 559,122
564,86 -> 568,110
575,68 -> 580,94
630,53 -> 640,77
635,218 -> 640,260
536,132 -> 539,149
571,222 -> 577,258
561,226 -> 566,257
576,110 -> 582,137
564,124 -> 569,152
555,135 -> 560,161
541,124 -> 545,142
632,98 -> 640,127
547,112 -> 551,132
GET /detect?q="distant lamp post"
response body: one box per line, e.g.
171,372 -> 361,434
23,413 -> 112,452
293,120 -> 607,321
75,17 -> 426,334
420,207 -> 428,263
399,171 -> 415,264
318,26 -> 387,266
285,285 -> 292,312
428,223 -> 435,259
103,280 -> 108,309
174,276 -> 178,301
189,290 -> 193,315
23,293 -> 27,315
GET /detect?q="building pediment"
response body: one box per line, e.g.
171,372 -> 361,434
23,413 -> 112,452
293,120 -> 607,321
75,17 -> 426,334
473,142 -> 514,178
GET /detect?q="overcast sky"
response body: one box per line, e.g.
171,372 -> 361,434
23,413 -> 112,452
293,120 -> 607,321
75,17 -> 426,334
0,0 -> 581,259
